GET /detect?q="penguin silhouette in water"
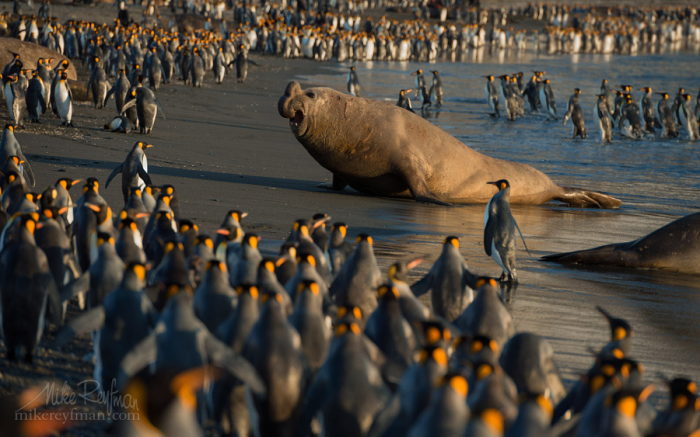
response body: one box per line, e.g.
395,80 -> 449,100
484,180 -> 530,282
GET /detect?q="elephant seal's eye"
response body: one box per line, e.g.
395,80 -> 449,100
306,92 -> 316,98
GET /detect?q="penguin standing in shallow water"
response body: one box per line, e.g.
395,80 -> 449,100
563,88 -> 586,139
639,87 -> 656,133
483,75 -> 500,117
411,69 -> 425,99
347,65 -> 361,97
680,94 -> 699,141
429,70 -> 443,107
594,94 -> 614,143
397,89 -> 414,112
539,78 -> 557,120
656,93 -> 679,138
484,180 -> 529,282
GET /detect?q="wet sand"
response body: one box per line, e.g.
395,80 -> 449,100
0,3 -> 698,432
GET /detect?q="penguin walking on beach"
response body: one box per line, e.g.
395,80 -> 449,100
411,69 -> 425,98
26,71 -> 47,123
594,94 -> 614,143
53,71 -> 73,127
655,93 -> 679,138
638,87 -> 656,133
5,75 -> 26,128
539,78 -> 557,120
429,70 -> 443,108
483,75 -> 500,117
679,94 -> 699,141
120,87 -> 166,134
87,56 -> 109,109
347,65 -> 361,97
105,69 -> 130,114
105,141 -> 154,203
563,88 -> 586,139
411,236 -> 475,322
397,89 -> 415,112
147,47 -> 164,91
484,180 -> 530,283
234,44 -> 249,83
214,47 -> 227,84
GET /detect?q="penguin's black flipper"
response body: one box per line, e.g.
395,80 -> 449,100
484,216 -> 496,256
120,98 -> 136,114
54,306 -> 106,347
411,273 -> 432,297
105,84 -> 115,103
117,331 -> 158,389
298,370 -> 328,436
137,164 -> 152,187
45,273 -> 64,327
204,334 -> 266,395
18,154 -> 35,187
59,271 -> 91,302
105,163 -> 123,189
155,99 -> 166,120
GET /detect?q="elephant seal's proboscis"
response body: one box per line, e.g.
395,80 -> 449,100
278,81 -> 621,208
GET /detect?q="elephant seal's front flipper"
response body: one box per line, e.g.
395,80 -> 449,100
554,187 -> 623,209
317,174 -> 348,191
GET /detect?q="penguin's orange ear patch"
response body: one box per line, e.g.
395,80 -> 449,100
500,182 -> 506,190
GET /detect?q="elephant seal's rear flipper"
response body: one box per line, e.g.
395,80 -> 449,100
554,187 -> 622,209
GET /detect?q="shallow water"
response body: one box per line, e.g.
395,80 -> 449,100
297,52 -> 700,385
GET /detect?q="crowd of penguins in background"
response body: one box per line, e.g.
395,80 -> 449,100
0,131 -> 699,436
0,0 -> 698,437
477,71 -> 700,142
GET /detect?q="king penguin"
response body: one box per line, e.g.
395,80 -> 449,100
105,141 -> 154,203
679,94 -> 699,141
411,69 -> 425,98
638,87 -> 656,133
655,92 -> 679,138
397,89 -> 415,112
594,94 -> 614,143
429,70 -> 443,107
483,75 -> 500,117
484,180 -> 529,282
347,65 -> 361,97
53,71 -> 73,127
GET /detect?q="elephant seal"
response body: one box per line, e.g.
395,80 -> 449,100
278,81 -> 621,208
541,212 -> 700,274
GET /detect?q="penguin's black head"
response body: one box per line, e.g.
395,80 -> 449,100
137,141 -> 154,150
125,262 -> 147,282
416,345 -> 448,367
596,306 -> 634,343
206,259 -> 226,273
574,88 -> 581,95
119,217 -> 138,231
236,284 -> 259,300
96,232 -> 115,247
355,233 -> 373,245
602,79 -> 608,85
678,88 -> 684,94
656,92 -> 669,99
83,177 -> 99,193
297,280 -> 320,296
334,321 -> 361,337
4,123 -> 13,131
179,219 -> 197,234
244,234 -> 260,249
443,236 -> 459,249
487,179 -> 510,191
597,94 -> 606,100
440,372 -> 469,398
475,277 -> 498,289
377,284 -> 399,300
60,71 -> 67,80
195,235 -> 214,250
419,321 -> 452,346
